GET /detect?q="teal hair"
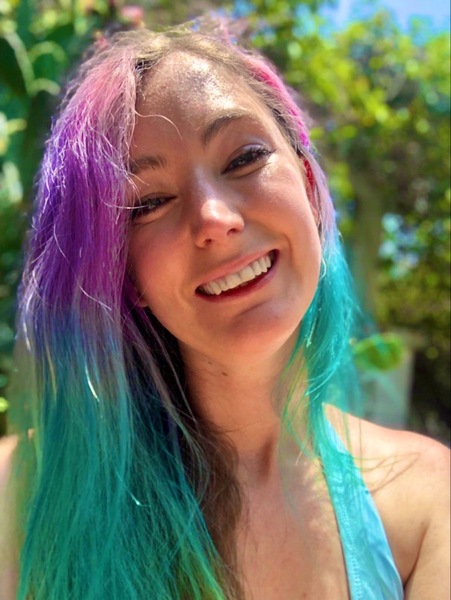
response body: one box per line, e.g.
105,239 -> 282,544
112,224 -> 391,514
9,23 -> 371,600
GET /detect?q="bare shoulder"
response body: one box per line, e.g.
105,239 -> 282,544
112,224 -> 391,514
0,435 -> 18,503
0,435 -> 19,600
326,404 -> 449,488
0,435 -> 18,530
0,435 -> 18,479
327,405 -> 450,596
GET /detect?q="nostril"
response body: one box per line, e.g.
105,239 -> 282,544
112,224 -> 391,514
191,201 -> 245,247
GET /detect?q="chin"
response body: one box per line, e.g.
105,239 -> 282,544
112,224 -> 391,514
214,309 -> 303,366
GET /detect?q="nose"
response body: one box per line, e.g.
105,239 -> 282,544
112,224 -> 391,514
189,181 -> 245,248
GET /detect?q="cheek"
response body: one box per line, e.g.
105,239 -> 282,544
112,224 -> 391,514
128,229 -> 172,307
257,169 -> 319,235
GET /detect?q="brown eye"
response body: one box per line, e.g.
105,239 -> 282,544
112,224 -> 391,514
131,196 -> 176,221
223,146 -> 273,174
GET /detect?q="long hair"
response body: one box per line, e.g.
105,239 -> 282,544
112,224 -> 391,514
10,22 -> 360,599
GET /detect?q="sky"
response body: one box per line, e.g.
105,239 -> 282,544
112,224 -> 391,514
323,0 -> 450,31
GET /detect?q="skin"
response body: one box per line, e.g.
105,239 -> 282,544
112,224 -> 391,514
0,435 -> 18,598
129,54 -> 322,374
0,52 -> 449,599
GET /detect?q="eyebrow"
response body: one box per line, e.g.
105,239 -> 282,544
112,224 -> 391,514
201,110 -> 256,146
129,154 -> 167,175
129,109 -> 258,176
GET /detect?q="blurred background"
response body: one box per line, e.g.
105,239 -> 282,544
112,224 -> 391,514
0,0 -> 449,442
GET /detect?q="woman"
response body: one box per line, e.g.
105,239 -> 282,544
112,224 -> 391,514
0,22 -> 449,599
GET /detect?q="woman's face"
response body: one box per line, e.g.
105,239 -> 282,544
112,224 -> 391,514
128,53 -> 322,368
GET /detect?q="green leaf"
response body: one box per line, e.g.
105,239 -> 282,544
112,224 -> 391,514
45,21 -> 75,47
0,397 -> 9,413
0,0 -> 12,15
352,333 -> 405,372
16,0 -> 35,48
0,31 -> 34,96
0,161 -> 23,206
0,113 -> 26,155
28,40 -> 66,63
29,78 -> 60,96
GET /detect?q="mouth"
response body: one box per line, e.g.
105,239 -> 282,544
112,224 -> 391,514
197,250 -> 277,297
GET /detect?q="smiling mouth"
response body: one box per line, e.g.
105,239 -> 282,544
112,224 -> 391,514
197,251 -> 276,296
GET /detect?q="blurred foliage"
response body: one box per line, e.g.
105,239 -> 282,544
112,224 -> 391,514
238,0 -> 450,439
352,333 -> 405,373
0,0 -> 449,439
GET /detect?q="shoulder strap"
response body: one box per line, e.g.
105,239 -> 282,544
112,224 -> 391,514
322,422 -> 404,600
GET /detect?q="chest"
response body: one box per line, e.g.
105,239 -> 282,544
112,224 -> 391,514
236,490 -> 350,600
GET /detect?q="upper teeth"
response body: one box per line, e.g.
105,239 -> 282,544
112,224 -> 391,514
200,253 -> 273,296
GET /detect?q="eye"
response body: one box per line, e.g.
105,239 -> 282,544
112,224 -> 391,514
223,145 -> 274,174
131,195 -> 176,222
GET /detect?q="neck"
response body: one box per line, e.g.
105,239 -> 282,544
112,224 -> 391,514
181,340 -> 308,486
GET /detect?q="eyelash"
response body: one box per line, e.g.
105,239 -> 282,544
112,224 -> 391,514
223,145 -> 273,174
131,196 -> 174,221
131,145 -> 273,221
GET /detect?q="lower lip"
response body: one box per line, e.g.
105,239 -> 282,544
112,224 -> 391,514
196,252 -> 279,302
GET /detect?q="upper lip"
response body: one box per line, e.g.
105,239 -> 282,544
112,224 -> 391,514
195,249 -> 276,292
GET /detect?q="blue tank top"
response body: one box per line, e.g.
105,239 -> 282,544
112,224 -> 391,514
323,424 -> 404,600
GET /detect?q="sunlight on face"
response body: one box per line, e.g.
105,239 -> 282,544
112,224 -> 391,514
128,53 -> 322,370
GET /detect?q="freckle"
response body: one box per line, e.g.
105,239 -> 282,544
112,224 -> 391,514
221,371 -> 228,377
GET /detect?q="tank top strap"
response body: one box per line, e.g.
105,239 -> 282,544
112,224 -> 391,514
321,421 -> 404,600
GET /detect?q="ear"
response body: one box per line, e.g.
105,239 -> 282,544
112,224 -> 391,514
125,271 -> 149,308
136,290 -> 148,308
302,157 -> 315,192
299,156 -> 321,227
295,149 -> 315,192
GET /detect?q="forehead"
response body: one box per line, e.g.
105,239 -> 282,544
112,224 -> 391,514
133,53 -> 277,139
